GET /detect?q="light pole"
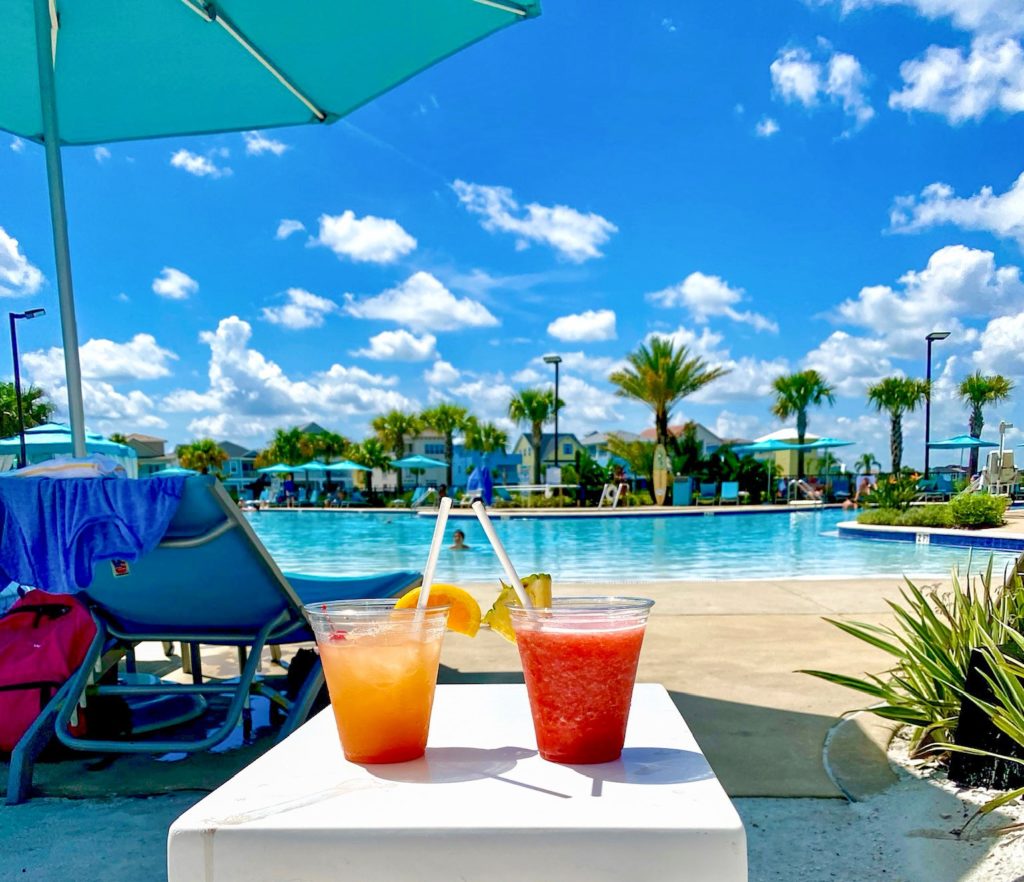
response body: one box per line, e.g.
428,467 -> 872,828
543,354 -> 562,471
924,330 -> 950,477
9,308 -> 47,469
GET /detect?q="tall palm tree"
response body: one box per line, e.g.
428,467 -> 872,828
310,430 -> 349,463
0,381 -> 55,438
420,403 -> 469,486
855,452 -> 880,475
255,426 -> 310,467
959,371 -> 1015,474
176,438 -> 228,475
770,370 -> 835,479
608,337 -> 729,451
866,376 -> 929,474
507,388 -> 557,484
464,418 -> 508,454
352,437 -> 390,497
372,410 -> 421,494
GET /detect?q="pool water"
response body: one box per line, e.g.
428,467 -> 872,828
246,509 -> 1019,582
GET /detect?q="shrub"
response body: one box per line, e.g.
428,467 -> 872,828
949,492 -> 1009,529
867,473 -> 920,511
897,505 -> 954,528
856,507 -> 903,526
801,560 -> 1024,756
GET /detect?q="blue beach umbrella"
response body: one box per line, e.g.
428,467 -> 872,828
390,454 -> 448,470
325,460 -> 372,473
2,0 -> 540,456
0,421 -> 134,459
256,463 -> 295,475
928,434 -> 998,449
732,439 -> 801,498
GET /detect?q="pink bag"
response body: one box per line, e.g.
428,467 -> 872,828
0,590 -> 96,752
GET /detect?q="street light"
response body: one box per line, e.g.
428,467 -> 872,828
9,308 -> 47,469
543,354 -> 562,471
924,330 -> 950,478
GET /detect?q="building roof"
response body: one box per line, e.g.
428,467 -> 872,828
219,440 -> 257,458
298,422 -> 328,435
639,423 -> 723,446
125,433 -> 166,442
581,430 -> 641,445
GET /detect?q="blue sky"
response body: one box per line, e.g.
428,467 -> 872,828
2,0 -> 1023,469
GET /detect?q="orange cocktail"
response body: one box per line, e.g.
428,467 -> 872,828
305,600 -> 449,764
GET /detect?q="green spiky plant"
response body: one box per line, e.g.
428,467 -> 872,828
801,559 -> 1024,756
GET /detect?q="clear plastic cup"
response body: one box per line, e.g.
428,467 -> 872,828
508,596 -> 655,764
305,599 -> 450,764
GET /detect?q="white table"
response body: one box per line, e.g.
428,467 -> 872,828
168,684 -> 746,882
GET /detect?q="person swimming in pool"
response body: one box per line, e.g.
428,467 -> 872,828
449,529 -> 470,551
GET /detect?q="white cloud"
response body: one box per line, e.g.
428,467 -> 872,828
424,360 -> 461,386
313,210 -> 416,264
0,226 -> 43,297
452,180 -> 618,263
93,146 -> 111,163
10,138 -> 25,154
243,131 -> 289,156
834,244 -> 1024,356
152,267 -> 198,300
890,172 -> 1024,247
646,272 -> 778,332
971,310 -> 1024,375
755,116 -> 781,137
528,350 -> 625,382
344,271 -> 498,333
713,411 -> 768,443
512,367 -> 544,383
33,376 -> 168,433
23,333 -> 178,385
661,18 -> 677,32
801,331 -> 895,396
827,1 -> 1024,39
261,288 -> 338,330
170,148 -> 232,178
889,38 -> 1024,123
276,219 -> 306,240
354,329 -> 437,362
771,46 -> 874,129
163,316 -> 417,439
547,309 -> 617,342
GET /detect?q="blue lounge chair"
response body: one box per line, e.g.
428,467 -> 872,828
695,482 -> 718,505
5,475 -> 420,804
719,481 -> 740,505
831,478 -> 851,502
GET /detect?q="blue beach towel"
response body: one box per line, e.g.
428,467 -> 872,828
0,476 -> 186,594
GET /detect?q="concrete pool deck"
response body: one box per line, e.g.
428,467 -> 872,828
1,573 -> 992,880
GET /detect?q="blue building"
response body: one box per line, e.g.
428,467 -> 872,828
450,444 -> 522,489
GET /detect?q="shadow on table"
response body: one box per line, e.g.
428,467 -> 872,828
567,747 -> 714,797
437,665 -> 523,685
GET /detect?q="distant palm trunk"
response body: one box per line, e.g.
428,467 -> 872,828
968,407 -> 984,475
890,413 -> 903,473
531,422 -> 543,484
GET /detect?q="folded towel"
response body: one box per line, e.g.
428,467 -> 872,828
0,476 -> 186,594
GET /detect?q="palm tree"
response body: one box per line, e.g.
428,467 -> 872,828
507,388 -> 558,484
464,418 -> 508,454
866,376 -> 929,474
770,370 -> 835,478
352,437 -> 390,497
176,438 -> 228,475
310,430 -> 349,464
0,381 -> 55,438
959,371 -> 1015,474
855,452 -> 880,475
255,426 -> 310,467
609,337 -> 729,451
420,403 -> 469,486
109,432 -> 129,445
372,410 -> 421,494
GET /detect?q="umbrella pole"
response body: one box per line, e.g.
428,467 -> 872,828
34,0 -> 87,458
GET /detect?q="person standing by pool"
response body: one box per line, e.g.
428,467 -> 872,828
449,529 -> 470,551
283,474 -> 298,508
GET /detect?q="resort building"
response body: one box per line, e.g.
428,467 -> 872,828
754,428 -> 821,477
638,422 -> 725,453
580,430 -> 641,468
217,440 -> 259,497
450,444 -> 522,488
512,432 -> 585,483
124,433 -> 176,477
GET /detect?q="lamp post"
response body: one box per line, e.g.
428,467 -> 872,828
924,330 -> 950,478
543,354 -> 562,471
9,308 -> 47,469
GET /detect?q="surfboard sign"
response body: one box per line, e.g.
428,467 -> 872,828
653,443 -> 669,505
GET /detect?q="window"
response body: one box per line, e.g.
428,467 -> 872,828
563,443 -> 573,455
424,443 -> 444,455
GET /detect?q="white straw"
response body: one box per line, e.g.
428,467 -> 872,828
418,496 -> 452,608
471,500 -> 533,609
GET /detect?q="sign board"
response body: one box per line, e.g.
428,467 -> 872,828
653,444 -> 669,505
545,466 -> 562,485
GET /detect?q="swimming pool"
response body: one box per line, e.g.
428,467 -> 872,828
246,509 -> 1019,582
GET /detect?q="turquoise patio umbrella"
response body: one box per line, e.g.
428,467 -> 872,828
256,463 -> 295,475
731,439 -> 802,499
2,0 -> 540,456
0,421 -> 133,459
390,454 -> 448,469
928,434 -> 998,449
325,459 -> 372,472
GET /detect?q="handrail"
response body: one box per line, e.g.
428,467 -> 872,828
157,519 -> 236,549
